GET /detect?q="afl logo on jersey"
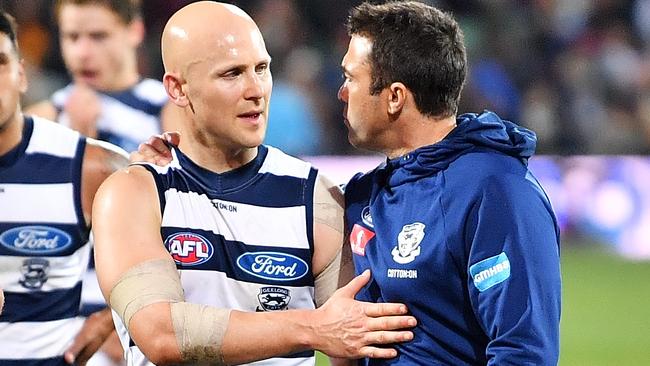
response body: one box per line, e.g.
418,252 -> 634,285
237,252 -> 309,281
0,226 -> 72,254
165,232 -> 214,266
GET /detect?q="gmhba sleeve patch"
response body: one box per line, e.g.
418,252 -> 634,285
469,252 -> 511,292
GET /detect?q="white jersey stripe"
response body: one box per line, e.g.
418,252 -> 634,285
0,183 -> 78,223
0,244 -> 91,293
162,189 -> 309,249
0,317 -> 84,359
179,269 -> 315,311
25,116 -> 80,158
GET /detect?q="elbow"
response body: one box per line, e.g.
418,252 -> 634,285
139,333 -> 181,366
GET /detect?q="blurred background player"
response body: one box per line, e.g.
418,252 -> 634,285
0,9 -> 129,366
24,2 -> 177,364
25,0 -> 177,153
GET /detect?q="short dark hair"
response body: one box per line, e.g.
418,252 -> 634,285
347,1 -> 467,118
55,0 -> 142,24
0,10 -> 19,55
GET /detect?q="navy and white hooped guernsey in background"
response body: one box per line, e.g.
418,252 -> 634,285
52,78 -> 167,153
0,116 -> 91,365
115,145 -> 319,366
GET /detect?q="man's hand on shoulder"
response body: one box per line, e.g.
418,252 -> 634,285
130,131 -> 180,166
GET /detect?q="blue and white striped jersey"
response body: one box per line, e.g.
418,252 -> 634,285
0,116 -> 91,365
52,78 -> 167,153
115,145 -> 319,366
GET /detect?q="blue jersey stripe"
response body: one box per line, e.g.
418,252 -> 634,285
0,223 -> 89,257
104,88 -> 164,116
0,282 -> 82,322
0,356 -> 67,366
162,227 -> 315,287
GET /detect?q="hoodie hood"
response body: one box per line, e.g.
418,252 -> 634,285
384,110 -> 537,186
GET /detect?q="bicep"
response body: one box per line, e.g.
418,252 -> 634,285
91,167 -> 169,300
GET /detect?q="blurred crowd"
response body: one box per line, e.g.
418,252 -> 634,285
3,0 -> 650,155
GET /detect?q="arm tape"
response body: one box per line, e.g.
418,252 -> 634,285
314,246 -> 342,307
171,302 -> 231,364
109,259 -> 231,363
109,258 -> 184,328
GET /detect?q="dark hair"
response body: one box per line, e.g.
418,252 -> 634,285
347,1 -> 467,118
55,0 -> 142,24
0,10 -> 19,55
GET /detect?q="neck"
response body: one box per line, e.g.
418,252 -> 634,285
0,111 -> 24,157
179,130 -> 258,174
385,114 -> 457,159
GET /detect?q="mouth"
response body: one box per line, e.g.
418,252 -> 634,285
238,111 -> 264,124
76,70 -> 99,83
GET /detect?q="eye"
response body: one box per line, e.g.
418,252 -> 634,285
256,63 -> 269,74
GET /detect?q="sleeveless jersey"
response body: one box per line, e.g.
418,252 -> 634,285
52,78 -> 167,153
115,145 -> 318,366
0,116 -> 90,365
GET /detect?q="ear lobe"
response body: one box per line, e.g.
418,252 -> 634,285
163,73 -> 189,107
387,82 -> 406,115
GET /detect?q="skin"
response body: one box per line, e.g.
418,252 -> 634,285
94,2 -> 416,365
24,2 -> 179,139
0,30 -> 129,365
338,35 -> 457,159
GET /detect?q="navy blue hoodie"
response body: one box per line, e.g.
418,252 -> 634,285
345,111 -> 561,365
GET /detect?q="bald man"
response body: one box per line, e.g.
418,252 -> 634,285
92,2 -> 415,366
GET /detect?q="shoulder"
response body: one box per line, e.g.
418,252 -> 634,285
94,165 -> 157,207
260,145 -> 314,179
27,116 -> 82,157
24,101 -> 58,120
83,138 -> 130,179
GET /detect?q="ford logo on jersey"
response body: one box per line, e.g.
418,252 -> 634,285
165,232 -> 214,266
237,252 -> 309,281
0,226 -> 72,254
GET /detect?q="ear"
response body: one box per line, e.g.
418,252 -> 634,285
18,59 -> 27,94
387,82 -> 407,115
128,17 -> 145,47
163,73 -> 189,108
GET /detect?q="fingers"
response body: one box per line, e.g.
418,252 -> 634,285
364,314 -> 417,332
63,349 -> 77,364
163,131 -> 181,146
148,135 -> 172,157
359,345 -> 398,359
362,302 -> 410,318
338,269 -> 371,298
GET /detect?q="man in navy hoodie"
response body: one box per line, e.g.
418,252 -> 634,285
340,1 -> 561,365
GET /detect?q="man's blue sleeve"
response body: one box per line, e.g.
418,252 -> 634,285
465,174 -> 561,365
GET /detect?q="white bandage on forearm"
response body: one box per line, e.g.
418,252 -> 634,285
171,302 -> 231,364
109,259 -> 184,328
314,247 -> 342,307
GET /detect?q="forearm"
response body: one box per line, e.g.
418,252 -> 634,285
221,309 -> 316,364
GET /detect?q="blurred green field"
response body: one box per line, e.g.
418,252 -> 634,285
315,245 -> 650,365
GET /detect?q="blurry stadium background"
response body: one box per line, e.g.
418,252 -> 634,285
2,0 -> 649,364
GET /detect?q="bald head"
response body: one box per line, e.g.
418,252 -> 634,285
162,1 -> 261,74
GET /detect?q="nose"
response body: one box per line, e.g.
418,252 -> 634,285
338,82 -> 348,102
71,37 -> 94,61
244,72 -> 267,100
